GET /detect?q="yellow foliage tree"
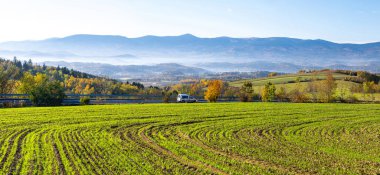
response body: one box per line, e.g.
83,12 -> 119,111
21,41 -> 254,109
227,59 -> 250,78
204,80 -> 223,102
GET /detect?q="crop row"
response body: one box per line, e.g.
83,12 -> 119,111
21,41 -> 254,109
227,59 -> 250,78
0,103 -> 379,174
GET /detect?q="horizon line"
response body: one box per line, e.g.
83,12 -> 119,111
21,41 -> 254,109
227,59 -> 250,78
1,33 -> 379,45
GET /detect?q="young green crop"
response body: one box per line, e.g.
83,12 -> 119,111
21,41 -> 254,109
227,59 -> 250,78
0,103 -> 379,174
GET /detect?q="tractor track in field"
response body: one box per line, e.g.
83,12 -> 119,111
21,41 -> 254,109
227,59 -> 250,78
65,130 -> 94,174
76,130 -> 112,173
26,129 -> 46,175
58,133 -> 80,175
126,123 -> 208,174
8,129 -> 33,175
0,129 -> 26,171
1,103 -> 380,174
114,122 -> 179,174
50,132 -> 67,175
0,132 -> 13,152
37,130 -> 49,174
178,130 -> 310,175
71,131 -> 103,175
52,142 -> 66,175
139,125 -> 228,175
122,129 -> 182,174
116,130 -> 157,175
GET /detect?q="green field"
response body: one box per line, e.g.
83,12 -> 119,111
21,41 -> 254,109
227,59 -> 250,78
1,103 -> 380,174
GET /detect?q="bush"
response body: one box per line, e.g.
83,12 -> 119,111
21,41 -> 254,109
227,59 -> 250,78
345,95 -> 359,103
334,88 -> 357,103
162,95 -> 171,103
276,87 -> 287,102
288,89 -> 309,103
162,87 -> 176,103
80,97 -> 91,105
0,101 -> 27,108
239,81 -> 253,102
19,73 -> 65,106
261,82 -> 276,102
29,81 -> 65,106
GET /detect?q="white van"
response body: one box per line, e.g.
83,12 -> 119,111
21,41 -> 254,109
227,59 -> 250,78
177,94 -> 197,103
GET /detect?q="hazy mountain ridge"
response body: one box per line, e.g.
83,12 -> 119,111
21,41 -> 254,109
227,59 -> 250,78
42,61 -> 275,86
197,61 -> 380,73
1,34 -> 380,65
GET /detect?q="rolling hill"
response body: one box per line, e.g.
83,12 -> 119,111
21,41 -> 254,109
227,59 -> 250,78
229,70 -> 380,102
43,61 -> 210,79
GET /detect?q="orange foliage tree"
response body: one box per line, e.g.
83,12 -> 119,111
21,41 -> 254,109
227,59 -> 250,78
204,80 -> 223,102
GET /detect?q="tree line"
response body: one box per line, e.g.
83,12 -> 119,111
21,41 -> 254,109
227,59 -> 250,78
160,70 -> 380,103
0,58 -> 145,106
1,57 -> 379,106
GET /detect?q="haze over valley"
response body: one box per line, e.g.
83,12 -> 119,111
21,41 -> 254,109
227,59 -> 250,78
1,34 -> 379,82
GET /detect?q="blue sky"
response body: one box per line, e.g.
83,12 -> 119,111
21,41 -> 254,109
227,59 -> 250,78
0,0 -> 379,43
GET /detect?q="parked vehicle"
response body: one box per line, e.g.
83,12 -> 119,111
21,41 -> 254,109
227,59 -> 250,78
177,94 -> 197,103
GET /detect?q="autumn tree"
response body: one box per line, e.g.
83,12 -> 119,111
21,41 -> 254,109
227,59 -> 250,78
146,86 -> 161,96
288,88 -> 309,103
19,73 -> 65,106
307,72 -> 319,102
316,71 -> 336,102
204,80 -> 223,102
268,72 -> 278,77
334,87 -> 357,103
190,82 -> 204,97
261,82 -> 276,102
288,79 -> 308,103
218,81 -> 227,96
162,86 -> 177,103
172,84 -> 191,95
325,71 -> 336,100
357,71 -> 379,83
363,81 -> 376,101
223,86 -> 240,101
276,87 -> 287,102
17,72 -> 35,93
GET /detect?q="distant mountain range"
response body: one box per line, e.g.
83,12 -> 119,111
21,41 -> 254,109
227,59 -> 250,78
196,61 -> 380,73
1,34 -> 380,73
1,34 -> 380,63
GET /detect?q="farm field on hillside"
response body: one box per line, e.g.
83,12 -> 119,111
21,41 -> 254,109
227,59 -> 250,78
230,73 -> 380,102
230,72 -> 349,87
0,103 -> 380,174
247,80 -> 380,102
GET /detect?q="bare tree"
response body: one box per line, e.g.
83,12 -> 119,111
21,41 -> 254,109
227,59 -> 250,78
314,71 -> 337,103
